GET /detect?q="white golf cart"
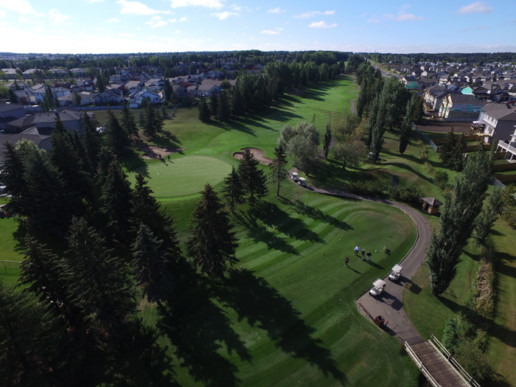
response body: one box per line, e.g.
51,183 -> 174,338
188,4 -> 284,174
389,264 -> 403,281
291,172 -> 299,182
369,279 -> 386,297
298,177 -> 307,187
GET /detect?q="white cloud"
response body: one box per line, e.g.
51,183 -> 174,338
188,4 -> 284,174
170,0 -> 223,9
49,9 -> 69,24
106,17 -> 120,23
211,11 -> 238,20
0,0 -> 37,15
0,9 -> 4,18
309,21 -> 337,29
294,10 -> 335,19
397,13 -> 424,21
268,7 -> 285,14
89,0 -> 104,3
117,0 -> 169,15
368,18 -> 380,23
261,27 -> 283,35
459,2 -> 492,14
180,16 -> 187,21
119,32 -> 135,38
146,15 -> 167,28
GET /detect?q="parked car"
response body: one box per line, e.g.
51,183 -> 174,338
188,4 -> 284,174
388,264 -> 403,281
369,279 -> 386,297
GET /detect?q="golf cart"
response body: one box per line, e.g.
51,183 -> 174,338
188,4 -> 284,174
388,264 -> 403,281
298,177 -> 307,187
369,279 -> 386,297
291,172 -> 299,182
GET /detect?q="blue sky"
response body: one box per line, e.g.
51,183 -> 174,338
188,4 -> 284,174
0,0 -> 515,54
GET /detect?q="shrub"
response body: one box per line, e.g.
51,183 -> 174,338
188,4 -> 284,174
347,180 -> 387,197
389,185 -> 422,206
433,170 -> 449,190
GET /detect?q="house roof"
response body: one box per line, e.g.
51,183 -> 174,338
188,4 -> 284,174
481,102 -> 516,121
448,94 -> 485,106
422,197 -> 442,207
0,132 -> 50,164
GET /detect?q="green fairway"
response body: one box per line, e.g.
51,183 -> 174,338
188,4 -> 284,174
158,186 -> 419,386
132,156 -> 232,199
0,217 -> 22,286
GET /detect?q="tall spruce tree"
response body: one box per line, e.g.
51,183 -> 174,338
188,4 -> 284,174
222,167 -> 244,213
132,223 -> 174,304
104,110 -> 130,157
271,144 -> 287,196
370,93 -> 387,162
198,96 -> 210,122
399,105 -> 412,154
323,119 -> 332,159
121,102 -> 138,138
187,184 -> 238,278
237,148 -> 267,203
427,151 -> 493,294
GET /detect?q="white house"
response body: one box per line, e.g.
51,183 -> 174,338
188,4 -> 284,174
129,90 -> 162,107
475,102 -> 516,144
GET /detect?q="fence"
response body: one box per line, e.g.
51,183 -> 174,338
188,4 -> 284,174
429,335 -> 481,387
414,124 -> 439,151
404,341 -> 441,387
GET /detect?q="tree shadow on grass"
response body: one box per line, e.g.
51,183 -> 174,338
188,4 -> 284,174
249,201 -> 324,243
210,119 -> 257,136
150,131 -> 183,151
497,252 -> 516,279
120,148 -> 148,175
278,197 -> 353,231
437,296 -> 516,348
218,268 -> 346,384
158,269 -> 250,387
234,211 -> 298,255
382,162 -> 433,184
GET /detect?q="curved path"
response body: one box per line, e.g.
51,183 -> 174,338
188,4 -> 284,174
298,183 -> 433,344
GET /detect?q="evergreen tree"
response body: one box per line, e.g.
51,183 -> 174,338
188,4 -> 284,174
209,92 -> 218,116
121,102 -> 138,138
0,141 -> 27,214
216,91 -> 231,122
142,103 -> 156,137
323,119 -> 332,159
231,87 -> 245,117
198,96 -> 210,122
222,167 -> 244,213
8,88 -> 17,103
237,148 -> 268,203
0,282 -> 64,386
63,217 -> 136,342
427,151 -> 493,294
271,144 -> 287,196
132,223 -> 174,304
131,174 -> 181,255
104,110 -> 129,156
163,79 -> 173,102
81,112 -> 102,174
187,184 -> 238,278
99,160 -> 133,251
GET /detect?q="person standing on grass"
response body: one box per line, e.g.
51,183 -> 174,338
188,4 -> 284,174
367,251 -> 372,262
361,249 -> 365,261
345,256 -> 349,267
354,245 -> 360,255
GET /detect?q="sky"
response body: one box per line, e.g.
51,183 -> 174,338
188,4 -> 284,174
0,0 -> 515,54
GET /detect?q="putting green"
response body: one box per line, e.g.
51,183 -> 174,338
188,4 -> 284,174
140,156 -> 232,199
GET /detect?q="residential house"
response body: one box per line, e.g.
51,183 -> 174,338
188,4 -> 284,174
197,79 -> 223,97
22,68 -> 39,79
144,78 -> 164,93
496,123 -> 516,162
0,103 -> 26,130
0,131 -> 51,165
30,84 -> 47,104
6,110 -> 82,134
70,68 -> 87,77
95,88 -> 124,105
439,94 -> 485,121
129,90 -> 162,107
423,85 -> 449,112
1,68 -> 18,79
475,102 -> 516,145
124,80 -> 143,94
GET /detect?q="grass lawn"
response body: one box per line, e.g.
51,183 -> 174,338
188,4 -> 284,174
0,217 -> 22,286
152,184 -> 419,386
129,156 -> 232,200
